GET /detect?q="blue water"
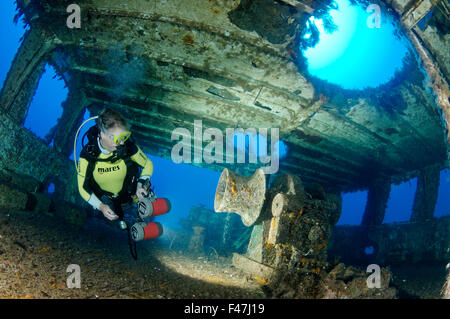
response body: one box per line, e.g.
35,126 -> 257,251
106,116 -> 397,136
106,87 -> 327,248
338,174 -> 449,225
337,190 -> 368,225
24,64 -> 67,140
435,168 -> 450,218
0,1 -> 27,89
383,178 -> 417,223
302,0 -> 408,90
0,1 -> 448,228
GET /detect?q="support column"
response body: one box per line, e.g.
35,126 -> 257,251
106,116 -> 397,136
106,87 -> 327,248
361,178 -> 391,226
406,28 -> 450,151
0,27 -> 56,124
52,88 -> 88,157
411,165 -> 440,222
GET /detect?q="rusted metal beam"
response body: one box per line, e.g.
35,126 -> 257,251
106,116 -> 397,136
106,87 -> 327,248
279,0 -> 314,14
405,28 -> 450,152
128,118 -> 354,189
279,160 -> 354,188
283,149 -> 364,183
401,0 -> 439,29
361,177 -> 392,226
321,107 -> 440,172
75,69 -> 287,130
87,94 -> 363,185
87,92 -> 398,192
410,164 -> 441,222
0,28 -> 57,124
64,58 -> 313,132
87,82 -> 403,184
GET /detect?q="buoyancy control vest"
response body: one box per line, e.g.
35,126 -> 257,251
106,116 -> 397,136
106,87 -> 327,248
80,125 -> 140,203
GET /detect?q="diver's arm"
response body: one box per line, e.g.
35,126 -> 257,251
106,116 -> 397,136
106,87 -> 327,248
130,145 -> 154,199
77,157 -> 118,220
130,145 -> 154,179
77,157 -> 102,210
88,193 -> 102,210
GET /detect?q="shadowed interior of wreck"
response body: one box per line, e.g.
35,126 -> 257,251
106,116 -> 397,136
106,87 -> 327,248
0,0 -> 449,299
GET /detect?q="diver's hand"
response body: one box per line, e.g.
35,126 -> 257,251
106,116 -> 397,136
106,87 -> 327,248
136,186 -> 148,200
99,203 -> 118,221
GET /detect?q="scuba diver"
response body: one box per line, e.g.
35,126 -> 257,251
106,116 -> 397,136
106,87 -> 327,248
74,108 -> 171,259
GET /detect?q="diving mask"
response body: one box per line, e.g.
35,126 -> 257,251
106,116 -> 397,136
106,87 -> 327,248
109,131 -> 131,145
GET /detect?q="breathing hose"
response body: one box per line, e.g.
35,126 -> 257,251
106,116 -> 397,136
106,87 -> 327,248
73,115 -> 99,173
126,222 -> 138,260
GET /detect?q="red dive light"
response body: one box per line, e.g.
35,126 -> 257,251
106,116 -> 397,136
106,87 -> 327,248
137,197 -> 171,219
131,222 -> 163,241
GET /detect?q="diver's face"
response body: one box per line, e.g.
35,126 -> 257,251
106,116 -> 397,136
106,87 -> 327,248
99,125 -> 127,152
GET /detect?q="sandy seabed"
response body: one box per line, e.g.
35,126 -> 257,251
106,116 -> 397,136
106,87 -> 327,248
0,209 -> 265,299
0,209 -> 445,299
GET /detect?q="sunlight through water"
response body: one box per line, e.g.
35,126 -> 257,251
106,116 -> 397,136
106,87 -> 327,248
302,0 -> 408,89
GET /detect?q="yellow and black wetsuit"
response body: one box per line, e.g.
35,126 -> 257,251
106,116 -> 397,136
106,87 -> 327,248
77,127 -> 153,216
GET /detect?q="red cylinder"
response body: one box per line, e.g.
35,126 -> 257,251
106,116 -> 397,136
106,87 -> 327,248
143,222 -> 163,240
131,222 -> 163,241
151,198 -> 171,216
